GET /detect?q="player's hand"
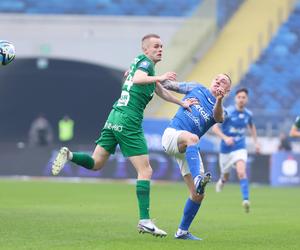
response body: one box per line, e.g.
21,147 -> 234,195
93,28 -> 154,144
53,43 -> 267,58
224,136 -> 234,145
159,72 -> 177,82
216,86 -> 226,100
181,98 -> 198,112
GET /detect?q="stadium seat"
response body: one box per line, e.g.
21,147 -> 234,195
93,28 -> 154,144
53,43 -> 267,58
225,3 -> 300,135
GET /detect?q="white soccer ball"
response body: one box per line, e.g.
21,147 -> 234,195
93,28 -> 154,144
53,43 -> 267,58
0,40 -> 16,66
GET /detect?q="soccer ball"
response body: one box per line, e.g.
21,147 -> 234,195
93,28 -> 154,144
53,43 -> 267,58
0,40 -> 16,66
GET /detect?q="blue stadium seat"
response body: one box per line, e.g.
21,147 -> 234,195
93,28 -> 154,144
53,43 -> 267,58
226,4 -> 300,135
0,0 -> 202,16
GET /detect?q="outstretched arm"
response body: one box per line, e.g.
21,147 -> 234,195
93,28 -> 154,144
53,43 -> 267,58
155,82 -> 197,111
132,70 -> 176,85
212,124 -> 234,145
160,80 -> 198,94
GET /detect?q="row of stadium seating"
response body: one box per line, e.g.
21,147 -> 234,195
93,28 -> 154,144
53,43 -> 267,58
0,0 -> 243,27
0,0 -> 201,16
226,2 -> 300,134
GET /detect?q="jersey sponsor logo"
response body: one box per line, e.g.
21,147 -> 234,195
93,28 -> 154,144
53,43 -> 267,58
194,104 -> 211,122
104,122 -> 123,132
229,126 -> 246,134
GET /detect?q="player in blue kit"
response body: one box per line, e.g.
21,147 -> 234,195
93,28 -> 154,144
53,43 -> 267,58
161,74 -> 232,240
212,88 -> 260,213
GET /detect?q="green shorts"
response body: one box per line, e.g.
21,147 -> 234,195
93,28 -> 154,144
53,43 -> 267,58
95,109 -> 148,157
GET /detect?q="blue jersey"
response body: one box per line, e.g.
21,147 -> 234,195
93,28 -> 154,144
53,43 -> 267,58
169,83 -> 218,138
220,105 -> 253,153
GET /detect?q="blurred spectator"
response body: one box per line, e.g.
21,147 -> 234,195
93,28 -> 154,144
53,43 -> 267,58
29,114 -> 53,146
278,132 -> 292,151
58,115 -> 74,144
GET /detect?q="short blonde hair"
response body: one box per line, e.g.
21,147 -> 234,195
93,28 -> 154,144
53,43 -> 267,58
142,34 -> 161,50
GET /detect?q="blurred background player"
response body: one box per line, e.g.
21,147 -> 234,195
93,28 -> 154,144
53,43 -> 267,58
212,88 -> 260,213
289,116 -> 300,138
161,73 -> 231,240
51,34 -> 193,237
58,115 -> 74,146
28,113 -> 54,147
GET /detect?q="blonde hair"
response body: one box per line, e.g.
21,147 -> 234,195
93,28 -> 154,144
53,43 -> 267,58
142,34 -> 160,50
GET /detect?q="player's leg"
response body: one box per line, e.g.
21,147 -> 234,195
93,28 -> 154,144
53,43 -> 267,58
177,131 -> 200,177
52,126 -> 116,175
177,131 -> 211,193
236,159 -> 250,212
216,153 -> 232,192
119,124 -> 166,237
129,155 -> 167,237
216,172 -> 230,192
175,173 -> 203,240
51,145 -> 111,175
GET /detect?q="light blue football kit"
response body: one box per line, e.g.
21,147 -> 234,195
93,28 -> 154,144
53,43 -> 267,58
163,82 -> 223,239
220,105 -> 253,153
169,82 -> 218,138
218,105 -> 254,201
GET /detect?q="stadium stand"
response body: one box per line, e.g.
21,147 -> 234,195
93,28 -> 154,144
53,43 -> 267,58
0,0 -> 201,16
226,1 -> 300,135
153,0 -> 294,119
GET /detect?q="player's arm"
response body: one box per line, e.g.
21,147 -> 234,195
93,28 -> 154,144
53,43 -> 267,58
161,80 -> 198,94
289,125 -> 300,137
248,123 -> 260,153
155,82 -> 196,111
212,124 -> 234,145
213,88 -> 226,122
132,70 -> 176,85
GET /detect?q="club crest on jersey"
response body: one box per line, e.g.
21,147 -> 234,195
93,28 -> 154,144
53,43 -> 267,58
140,61 -> 150,69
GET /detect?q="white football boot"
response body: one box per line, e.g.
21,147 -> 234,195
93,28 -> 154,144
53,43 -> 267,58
51,147 -> 70,175
137,219 -> 167,237
215,179 -> 224,193
242,200 -> 250,213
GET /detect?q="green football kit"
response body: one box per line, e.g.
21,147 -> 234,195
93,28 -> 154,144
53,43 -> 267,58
68,53 -> 158,221
96,54 -> 156,157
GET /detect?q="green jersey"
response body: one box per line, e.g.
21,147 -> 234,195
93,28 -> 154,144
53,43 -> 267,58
294,116 -> 300,128
113,54 -> 156,122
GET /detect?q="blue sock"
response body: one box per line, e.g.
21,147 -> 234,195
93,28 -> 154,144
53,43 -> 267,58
186,145 -> 200,179
179,198 -> 201,231
240,178 -> 249,200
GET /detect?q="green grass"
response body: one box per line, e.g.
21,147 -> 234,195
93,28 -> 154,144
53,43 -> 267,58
0,179 -> 299,250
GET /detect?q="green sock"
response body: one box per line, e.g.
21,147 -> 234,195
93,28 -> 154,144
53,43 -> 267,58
71,152 -> 94,170
136,180 -> 150,220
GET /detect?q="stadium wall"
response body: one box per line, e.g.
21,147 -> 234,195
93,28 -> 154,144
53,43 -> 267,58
0,14 -> 184,70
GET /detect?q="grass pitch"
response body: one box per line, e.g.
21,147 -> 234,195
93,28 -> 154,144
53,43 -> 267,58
0,179 -> 299,250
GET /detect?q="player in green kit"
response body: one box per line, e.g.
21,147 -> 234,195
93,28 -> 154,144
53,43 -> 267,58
52,34 -> 194,237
